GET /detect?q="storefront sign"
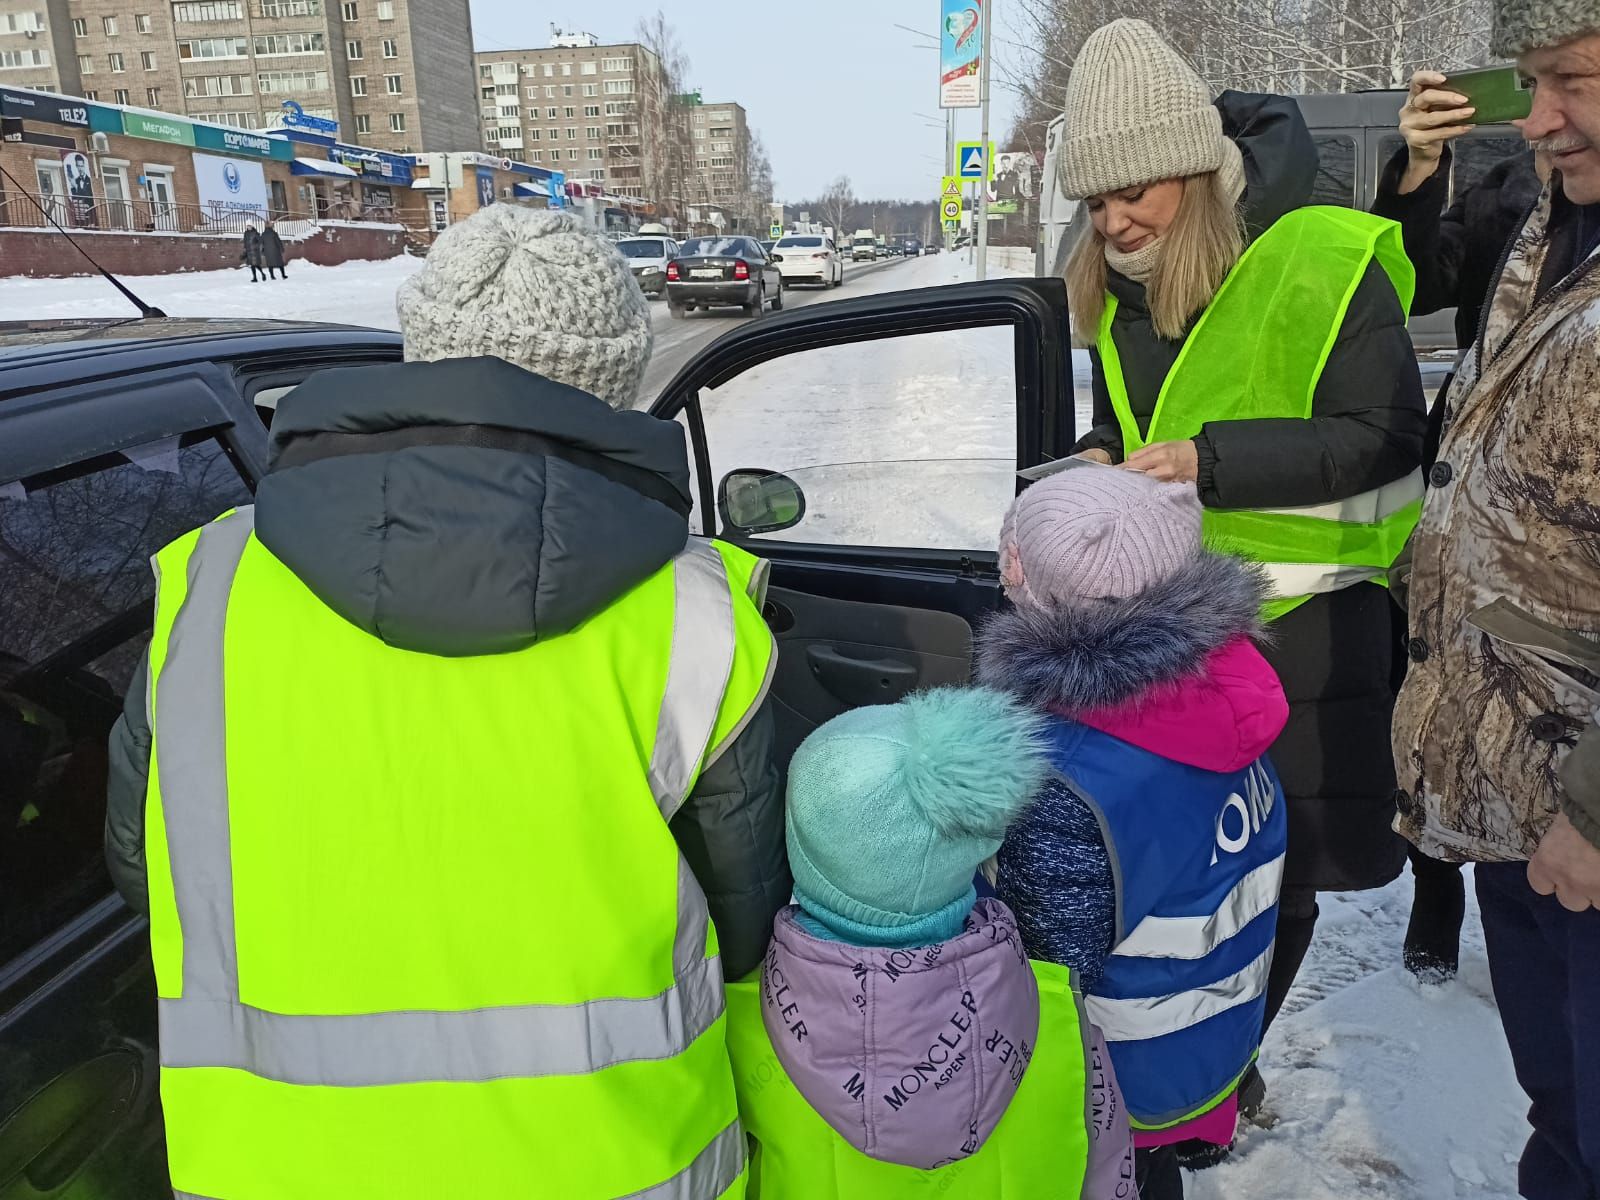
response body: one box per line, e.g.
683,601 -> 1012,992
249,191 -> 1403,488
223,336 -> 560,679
329,144 -> 413,183
124,111 -> 194,146
193,122 -> 293,161
0,118 -> 76,149
457,152 -> 513,171
192,151 -> 269,221
0,88 -> 90,127
547,170 -> 565,208
279,99 -> 338,135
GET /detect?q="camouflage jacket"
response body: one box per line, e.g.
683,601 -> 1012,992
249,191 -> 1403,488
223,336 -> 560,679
1393,187 -> 1600,862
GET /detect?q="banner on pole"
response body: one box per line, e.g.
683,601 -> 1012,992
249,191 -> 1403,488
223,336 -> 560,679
939,0 -> 982,109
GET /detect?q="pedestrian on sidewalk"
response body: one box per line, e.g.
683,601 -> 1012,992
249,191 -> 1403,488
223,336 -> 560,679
1371,69 -> 1547,982
240,223 -> 263,282
1391,5 -> 1600,1197
260,218 -> 287,280
724,686 -> 1135,1198
1060,19 -> 1426,1113
104,204 -> 787,1199
979,464 -> 1289,1199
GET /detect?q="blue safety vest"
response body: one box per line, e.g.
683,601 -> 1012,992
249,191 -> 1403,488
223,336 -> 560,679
1040,719 -> 1287,1130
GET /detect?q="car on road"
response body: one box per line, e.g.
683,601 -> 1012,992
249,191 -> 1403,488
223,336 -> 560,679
904,240 -> 924,257
666,235 -> 783,319
771,233 -> 844,289
759,240 -> 777,258
613,234 -> 680,299
851,230 -> 878,262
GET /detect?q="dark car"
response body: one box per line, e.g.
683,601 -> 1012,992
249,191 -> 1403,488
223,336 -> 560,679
0,277 -> 1079,1193
905,240 -> 924,257
666,235 -> 783,319
758,239 -> 776,257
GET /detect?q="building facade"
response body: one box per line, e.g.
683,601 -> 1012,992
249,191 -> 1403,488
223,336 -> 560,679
17,0 -> 472,154
473,33 -> 665,203
0,0 -> 80,93
683,98 -> 750,219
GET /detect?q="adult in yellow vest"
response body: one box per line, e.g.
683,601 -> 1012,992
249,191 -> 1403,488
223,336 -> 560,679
1057,19 -> 1427,1124
726,688 -> 1135,1197
103,206 -> 789,1199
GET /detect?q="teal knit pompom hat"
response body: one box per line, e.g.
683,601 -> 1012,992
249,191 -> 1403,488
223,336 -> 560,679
786,688 -> 1049,948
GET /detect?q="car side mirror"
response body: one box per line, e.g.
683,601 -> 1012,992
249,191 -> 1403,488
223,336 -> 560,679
718,468 -> 806,536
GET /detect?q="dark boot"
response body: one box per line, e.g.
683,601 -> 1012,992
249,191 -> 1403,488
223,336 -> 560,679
1174,1137 -> 1234,1170
1263,890 -> 1319,1034
1403,845 -> 1465,982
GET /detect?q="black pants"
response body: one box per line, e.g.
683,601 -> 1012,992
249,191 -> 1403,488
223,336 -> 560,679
1478,863 -> 1600,1199
1136,1146 -> 1184,1199
267,265 -> 285,279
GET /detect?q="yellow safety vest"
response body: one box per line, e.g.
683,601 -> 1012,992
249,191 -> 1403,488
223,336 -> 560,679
724,959 -> 1094,1198
143,506 -> 775,1199
1099,205 -> 1422,619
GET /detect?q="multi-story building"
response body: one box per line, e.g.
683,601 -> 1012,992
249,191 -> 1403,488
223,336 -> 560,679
473,30 -> 667,202
0,0 -> 80,94
46,0 -> 473,152
684,98 -> 750,215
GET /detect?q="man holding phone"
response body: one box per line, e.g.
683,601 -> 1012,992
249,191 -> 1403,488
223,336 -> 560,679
1391,6 -> 1600,1198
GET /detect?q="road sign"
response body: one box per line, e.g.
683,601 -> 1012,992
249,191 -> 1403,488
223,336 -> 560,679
956,141 -> 993,181
941,198 -> 962,222
941,175 -> 963,200
769,223 -> 782,239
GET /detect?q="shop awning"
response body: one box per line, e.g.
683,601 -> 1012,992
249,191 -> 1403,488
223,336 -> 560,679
514,180 -> 551,198
290,156 -> 358,178
410,177 -> 441,189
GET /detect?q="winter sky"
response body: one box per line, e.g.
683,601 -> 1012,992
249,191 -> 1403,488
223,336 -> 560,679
466,0 -> 1025,203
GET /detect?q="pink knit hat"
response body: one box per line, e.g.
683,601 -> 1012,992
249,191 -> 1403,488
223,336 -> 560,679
999,465 -> 1203,610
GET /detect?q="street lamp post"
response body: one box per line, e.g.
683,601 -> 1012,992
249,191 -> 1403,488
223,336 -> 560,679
975,0 -> 993,280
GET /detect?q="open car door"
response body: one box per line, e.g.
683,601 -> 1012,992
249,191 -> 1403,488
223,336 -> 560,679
651,277 -> 1075,768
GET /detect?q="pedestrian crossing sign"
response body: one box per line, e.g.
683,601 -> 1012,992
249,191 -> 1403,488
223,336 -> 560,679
956,141 -> 993,181
941,175 -> 963,200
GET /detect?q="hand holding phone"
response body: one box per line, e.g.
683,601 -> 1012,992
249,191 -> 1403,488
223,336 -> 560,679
1446,64 -> 1534,125
1397,69 -> 1477,193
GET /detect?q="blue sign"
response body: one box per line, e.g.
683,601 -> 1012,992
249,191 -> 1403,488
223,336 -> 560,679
957,142 -> 988,179
279,99 -> 338,135
547,170 -> 565,209
223,161 -> 241,192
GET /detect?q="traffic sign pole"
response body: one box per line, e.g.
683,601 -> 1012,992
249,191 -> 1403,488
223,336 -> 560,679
976,0 -> 993,281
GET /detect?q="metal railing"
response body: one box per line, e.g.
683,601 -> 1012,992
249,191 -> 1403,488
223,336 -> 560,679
0,191 -> 403,236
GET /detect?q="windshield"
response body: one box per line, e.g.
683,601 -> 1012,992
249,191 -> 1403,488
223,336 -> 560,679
680,237 -> 748,257
616,240 -> 667,259
777,237 -> 823,248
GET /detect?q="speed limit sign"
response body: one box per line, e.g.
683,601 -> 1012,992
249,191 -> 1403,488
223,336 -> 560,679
941,198 -> 962,221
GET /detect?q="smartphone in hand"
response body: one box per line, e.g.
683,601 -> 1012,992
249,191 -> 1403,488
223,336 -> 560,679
1445,64 -> 1533,124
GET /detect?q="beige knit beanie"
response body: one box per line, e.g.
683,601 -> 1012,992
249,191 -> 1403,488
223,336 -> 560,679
396,205 -> 653,409
1059,19 -> 1231,202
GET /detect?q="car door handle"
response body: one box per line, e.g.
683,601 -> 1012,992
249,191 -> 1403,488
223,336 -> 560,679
806,645 -> 919,707
0,1051 -> 143,1193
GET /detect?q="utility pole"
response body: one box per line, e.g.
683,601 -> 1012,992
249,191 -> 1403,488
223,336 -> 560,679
946,107 -> 956,252
975,0 -> 993,280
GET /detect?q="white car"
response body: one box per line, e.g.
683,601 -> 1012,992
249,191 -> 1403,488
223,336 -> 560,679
771,234 -> 844,289
614,235 -> 680,298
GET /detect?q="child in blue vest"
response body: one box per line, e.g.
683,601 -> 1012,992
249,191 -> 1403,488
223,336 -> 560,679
724,687 -> 1135,1196
978,464 -> 1289,1200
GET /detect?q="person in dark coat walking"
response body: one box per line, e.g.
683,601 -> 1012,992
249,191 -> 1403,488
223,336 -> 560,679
240,224 -> 264,282
1371,70 -> 1546,983
1062,21 -> 1426,1106
259,219 -> 287,280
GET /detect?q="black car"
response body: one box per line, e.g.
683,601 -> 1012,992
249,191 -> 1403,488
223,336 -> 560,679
0,278 -> 1076,1193
666,236 -> 783,319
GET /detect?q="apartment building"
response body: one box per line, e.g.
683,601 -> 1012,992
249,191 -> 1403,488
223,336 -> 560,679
53,0 -> 473,152
473,31 -> 664,201
684,98 -> 749,212
0,0 -> 80,94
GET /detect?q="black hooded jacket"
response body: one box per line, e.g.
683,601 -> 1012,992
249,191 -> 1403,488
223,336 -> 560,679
104,356 -> 789,978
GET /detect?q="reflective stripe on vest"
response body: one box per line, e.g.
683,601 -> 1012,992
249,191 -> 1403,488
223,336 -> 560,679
1087,943 -> 1273,1044
1097,206 -> 1421,616
1111,853 -> 1285,962
147,507 -> 766,1199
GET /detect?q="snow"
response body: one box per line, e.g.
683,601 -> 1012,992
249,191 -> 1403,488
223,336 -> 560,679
0,238 -> 1533,1197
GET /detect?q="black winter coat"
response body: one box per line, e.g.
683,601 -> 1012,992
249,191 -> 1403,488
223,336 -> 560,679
259,226 -> 286,269
240,226 -> 263,268
103,357 -> 791,979
1072,92 -> 1426,892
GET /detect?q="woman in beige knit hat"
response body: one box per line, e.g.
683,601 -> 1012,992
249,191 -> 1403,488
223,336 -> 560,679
1049,16 -> 1429,1175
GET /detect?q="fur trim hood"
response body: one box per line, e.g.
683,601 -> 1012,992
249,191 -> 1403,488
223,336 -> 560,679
975,551 -> 1268,714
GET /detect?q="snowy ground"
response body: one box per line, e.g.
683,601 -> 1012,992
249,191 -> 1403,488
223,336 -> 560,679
0,241 -> 1531,1197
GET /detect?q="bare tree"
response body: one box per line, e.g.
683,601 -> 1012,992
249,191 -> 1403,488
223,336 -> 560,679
818,175 -> 855,237
632,11 -> 696,226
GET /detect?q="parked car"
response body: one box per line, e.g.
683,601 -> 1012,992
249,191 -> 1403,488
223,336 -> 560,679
613,234 -> 680,298
771,233 -> 844,289
0,276 -> 1093,1193
666,235 -> 783,319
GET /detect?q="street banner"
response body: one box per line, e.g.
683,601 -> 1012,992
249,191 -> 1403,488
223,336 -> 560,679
60,148 -> 96,227
192,151 -> 269,223
939,0 -> 982,109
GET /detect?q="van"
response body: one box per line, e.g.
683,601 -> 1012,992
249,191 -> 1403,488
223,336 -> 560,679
1036,90 -> 1524,349
852,230 -> 878,262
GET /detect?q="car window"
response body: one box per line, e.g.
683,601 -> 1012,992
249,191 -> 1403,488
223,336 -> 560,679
0,435 -> 253,961
694,328 -> 1018,552
1452,136 -> 1529,200
1310,134 -> 1358,207
680,237 -> 748,257
617,239 -> 668,259
777,237 -> 824,249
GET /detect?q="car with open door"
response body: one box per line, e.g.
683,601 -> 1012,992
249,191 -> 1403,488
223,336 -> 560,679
666,235 -> 783,320
0,275 -> 1072,1194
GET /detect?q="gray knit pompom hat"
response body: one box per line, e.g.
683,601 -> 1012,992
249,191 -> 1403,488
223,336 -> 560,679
397,205 -> 653,409
1493,0 -> 1600,56
1059,19 -> 1237,202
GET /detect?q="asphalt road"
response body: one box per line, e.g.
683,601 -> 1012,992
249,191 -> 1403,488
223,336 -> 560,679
640,255 -> 910,400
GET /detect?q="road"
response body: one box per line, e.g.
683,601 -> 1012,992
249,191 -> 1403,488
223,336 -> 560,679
640,255 -> 909,397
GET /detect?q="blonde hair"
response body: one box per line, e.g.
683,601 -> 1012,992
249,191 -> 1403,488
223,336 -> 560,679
1065,172 -> 1246,343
